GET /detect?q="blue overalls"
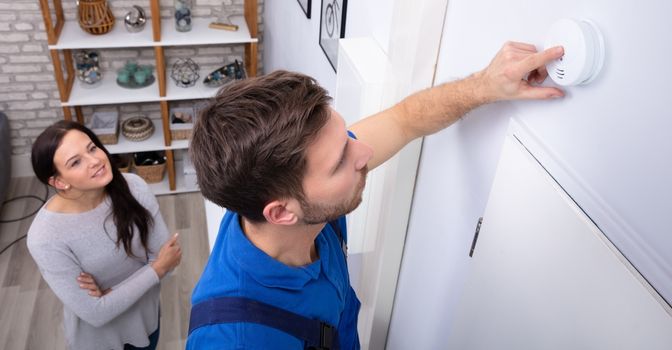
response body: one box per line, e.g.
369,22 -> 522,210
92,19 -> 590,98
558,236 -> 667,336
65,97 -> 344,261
187,211 -> 361,350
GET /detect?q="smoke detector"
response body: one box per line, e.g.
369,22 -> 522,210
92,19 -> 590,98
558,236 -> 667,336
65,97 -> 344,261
544,18 -> 605,86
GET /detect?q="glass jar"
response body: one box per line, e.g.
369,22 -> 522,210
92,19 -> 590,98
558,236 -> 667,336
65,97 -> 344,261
74,50 -> 102,86
174,0 -> 193,32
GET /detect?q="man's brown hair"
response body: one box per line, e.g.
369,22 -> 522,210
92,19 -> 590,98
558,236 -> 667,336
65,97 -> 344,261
190,70 -> 332,222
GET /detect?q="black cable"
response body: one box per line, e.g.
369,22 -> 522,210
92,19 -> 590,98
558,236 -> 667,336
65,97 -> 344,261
0,195 -> 46,223
0,235 -> 28,255
0,183 -> 49,255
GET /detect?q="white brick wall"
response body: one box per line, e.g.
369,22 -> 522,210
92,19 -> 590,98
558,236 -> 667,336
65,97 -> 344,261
0,0 -> 264,156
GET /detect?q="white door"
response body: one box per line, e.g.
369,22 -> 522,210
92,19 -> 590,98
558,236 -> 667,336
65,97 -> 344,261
447,130 -> 672,349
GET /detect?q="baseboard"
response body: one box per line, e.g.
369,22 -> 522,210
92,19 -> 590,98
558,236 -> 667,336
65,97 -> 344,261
11,154 -> 33,178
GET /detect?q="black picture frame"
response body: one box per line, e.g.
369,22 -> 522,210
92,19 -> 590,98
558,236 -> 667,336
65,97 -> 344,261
297,0 -> 311,19
319,0 -> 347,72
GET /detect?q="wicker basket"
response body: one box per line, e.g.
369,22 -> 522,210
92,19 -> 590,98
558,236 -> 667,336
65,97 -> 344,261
170,107 -> 194,140
171,128 -> 192,140
122,116 -> 154,142
77,0 -> 115,35
97,132 -> 118,145
133,152 -> 166,183
88,111 -> 119,145
133,161 -> 165,183
111,154 -> 131,173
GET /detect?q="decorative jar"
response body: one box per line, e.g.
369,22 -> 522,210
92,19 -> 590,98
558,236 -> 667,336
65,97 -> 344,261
74,50 -> 102,86
174,0 -> 193,32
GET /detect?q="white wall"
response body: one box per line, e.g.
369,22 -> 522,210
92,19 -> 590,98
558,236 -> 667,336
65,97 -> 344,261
262,0 -> 392,96
389,0 -> 672,348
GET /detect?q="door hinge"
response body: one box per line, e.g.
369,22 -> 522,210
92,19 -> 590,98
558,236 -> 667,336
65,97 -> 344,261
469,217 -> 483,257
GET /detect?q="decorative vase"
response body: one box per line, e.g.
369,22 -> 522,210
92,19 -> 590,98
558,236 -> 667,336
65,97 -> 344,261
77,0 -> 115,35
174,0 -> 193,32
124,5 -> 147,33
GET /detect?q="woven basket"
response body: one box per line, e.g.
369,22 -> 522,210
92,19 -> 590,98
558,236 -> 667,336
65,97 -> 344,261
88,111 -> 119,145
118,163 -> 130,173
111,154 -> 131,173
170,128 -> 192,140
169,107 -> 194,140
97,132 -> 118,145
77,0 -> 115,35
122,116 -> 154,142
133,160 -> 165,183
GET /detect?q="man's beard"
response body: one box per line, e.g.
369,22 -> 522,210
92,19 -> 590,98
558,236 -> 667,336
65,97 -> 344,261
300,166 -> 368,225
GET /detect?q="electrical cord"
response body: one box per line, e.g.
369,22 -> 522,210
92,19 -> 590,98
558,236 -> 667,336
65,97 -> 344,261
0,183 -> 49,255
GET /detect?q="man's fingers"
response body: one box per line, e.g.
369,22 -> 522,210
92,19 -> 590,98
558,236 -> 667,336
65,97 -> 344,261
507,41 -> 538,53
519,85 -> 564,100
519,46 -> 564,77
528,65 -> 550,84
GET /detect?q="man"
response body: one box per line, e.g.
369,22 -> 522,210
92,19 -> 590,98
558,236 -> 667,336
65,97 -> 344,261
187,42 -> 564,349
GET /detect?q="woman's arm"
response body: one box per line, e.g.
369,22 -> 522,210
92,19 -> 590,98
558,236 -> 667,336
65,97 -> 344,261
28,239 -> 160,327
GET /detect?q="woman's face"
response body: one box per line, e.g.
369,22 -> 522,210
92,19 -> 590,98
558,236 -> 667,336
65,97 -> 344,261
51,130 -> 113,191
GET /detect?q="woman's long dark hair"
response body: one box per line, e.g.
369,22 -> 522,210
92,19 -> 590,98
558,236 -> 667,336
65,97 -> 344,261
31,120 -> 154,258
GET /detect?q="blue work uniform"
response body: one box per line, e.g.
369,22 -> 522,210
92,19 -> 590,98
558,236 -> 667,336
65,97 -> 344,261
186,211 -> 361,349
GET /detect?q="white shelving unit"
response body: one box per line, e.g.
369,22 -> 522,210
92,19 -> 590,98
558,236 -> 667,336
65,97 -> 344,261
53,18 -> 257,107
39,0 -> 259,195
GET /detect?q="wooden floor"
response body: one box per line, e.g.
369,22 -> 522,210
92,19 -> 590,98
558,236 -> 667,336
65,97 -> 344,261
0,177 -> 210,350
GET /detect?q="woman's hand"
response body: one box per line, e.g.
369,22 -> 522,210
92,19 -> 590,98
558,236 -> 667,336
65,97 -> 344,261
151,233 -> 182,279
77,272 -> 111,297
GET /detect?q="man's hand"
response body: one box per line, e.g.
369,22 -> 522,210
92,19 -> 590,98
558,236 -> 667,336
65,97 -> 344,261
478,41 -> 565,102
78,272 -> 111,298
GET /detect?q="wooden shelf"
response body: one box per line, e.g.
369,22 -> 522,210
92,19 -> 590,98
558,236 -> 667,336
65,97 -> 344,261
65,76 -> 161,106
65,64 -> 239,107
48,17 -> 257,50
105,119 -> 189,155
64,74 -> 224,107
164,78 -> 221,101
161,17 -> 257,47
48,20 -> 156,50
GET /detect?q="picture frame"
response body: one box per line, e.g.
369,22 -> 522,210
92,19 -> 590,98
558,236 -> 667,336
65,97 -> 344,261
297,0 -> 311,19
319,0 -> 347,72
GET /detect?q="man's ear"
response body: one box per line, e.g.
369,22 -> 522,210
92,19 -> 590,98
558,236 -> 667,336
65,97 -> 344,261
49,176 -> 70,191
262,200 -> 298,225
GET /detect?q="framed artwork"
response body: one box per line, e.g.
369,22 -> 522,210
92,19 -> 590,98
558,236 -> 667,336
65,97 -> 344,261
297,0 -> 311,19
319,0 -> 347,72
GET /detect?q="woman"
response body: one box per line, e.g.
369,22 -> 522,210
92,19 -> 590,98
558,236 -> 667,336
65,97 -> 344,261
27,120 -> 182,350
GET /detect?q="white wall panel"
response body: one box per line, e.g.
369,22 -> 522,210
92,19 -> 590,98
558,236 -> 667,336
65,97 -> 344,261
390,0 -> 672,348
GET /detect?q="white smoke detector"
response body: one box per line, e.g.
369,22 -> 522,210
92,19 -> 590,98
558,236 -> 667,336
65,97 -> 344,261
544,18 -> 605,86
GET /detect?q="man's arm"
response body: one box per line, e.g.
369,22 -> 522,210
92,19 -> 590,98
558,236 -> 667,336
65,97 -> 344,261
349,42 -> 565,170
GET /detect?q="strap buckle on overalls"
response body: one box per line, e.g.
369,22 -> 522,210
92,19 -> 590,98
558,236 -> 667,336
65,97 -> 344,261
307,322 -> 335,350
320,322 -> 335,349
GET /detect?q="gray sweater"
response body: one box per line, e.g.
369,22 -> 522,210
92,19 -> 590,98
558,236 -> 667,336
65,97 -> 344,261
27,173 -> 169,350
